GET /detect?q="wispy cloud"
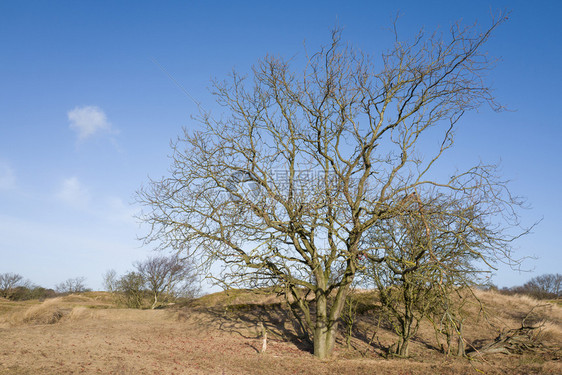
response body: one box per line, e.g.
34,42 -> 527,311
105,196 -> 138,224
54,177 -> 136,224
67,106 -> 113,140
57,177 -> 91,209
0,161 -> 16,190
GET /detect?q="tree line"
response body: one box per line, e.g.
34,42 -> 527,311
492,273 -> 562,300
0,273 -> 89,300
0,254 -> 200,308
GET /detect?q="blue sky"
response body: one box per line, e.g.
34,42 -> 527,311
0,0 -> 560,291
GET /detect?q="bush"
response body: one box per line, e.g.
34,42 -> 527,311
10,286 -> 56,301
116,272 -> 146,308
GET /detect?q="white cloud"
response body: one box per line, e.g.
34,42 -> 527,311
57,177 -> 91,209
67,106 -> 112,140
54,178 -> 136,224
0,161 -> 16,190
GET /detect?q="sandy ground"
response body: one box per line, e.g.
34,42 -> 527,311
0,295 -> 560,374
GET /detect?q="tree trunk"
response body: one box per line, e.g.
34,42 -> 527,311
313,322 -> 339,359
395,337 -> 410,357
151,293 -> 158,309
313,293 -> 329,359
313,292 -> 339,359
326,322 -> 339,355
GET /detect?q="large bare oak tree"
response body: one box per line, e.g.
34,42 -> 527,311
138,15 -> 524,358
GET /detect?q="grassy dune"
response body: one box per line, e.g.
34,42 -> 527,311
0,290 -> 560,374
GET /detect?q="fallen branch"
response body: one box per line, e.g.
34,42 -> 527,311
469,326 -> 542,355
468,305 -> 549,356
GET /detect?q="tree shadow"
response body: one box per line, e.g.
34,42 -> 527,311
342,307 -> 396,355
186,303 -> 314,354
411,336 -> 442,352
181,298 -> 452,358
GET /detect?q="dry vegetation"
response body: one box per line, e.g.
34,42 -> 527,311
0,289 -> 560,374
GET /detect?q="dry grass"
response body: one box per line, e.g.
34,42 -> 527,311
0,289 -> 560,374
0,298 -> 63,326
470,289 -> 562,345
17,298 -> 66,324
193,288 -> 285,308
0,293 -> 118,328
538,321 -> 562,342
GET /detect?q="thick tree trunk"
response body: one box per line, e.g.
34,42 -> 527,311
312,292 -> 339,359
314,325 -> 328,359
313,293 -> 330,359
313,321 -> 339,359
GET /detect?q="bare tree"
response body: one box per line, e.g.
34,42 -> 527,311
362,191 -> 513,356
102,269 -> 118,293
138,15 -> 523,358
341,286 -> 361,349
55,276 -> 89,294
528,274 -> 562,298
0,272 -> 24,299
135,255 -> 199,309
511,273 -> 562,299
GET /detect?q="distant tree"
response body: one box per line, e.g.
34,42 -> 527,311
115,271 -> 146,308
0,272 -> 24,299
135,255 -> 199,309
55,276 -> 89,294
511,273 -> 562,299
102,269 -> 118,293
